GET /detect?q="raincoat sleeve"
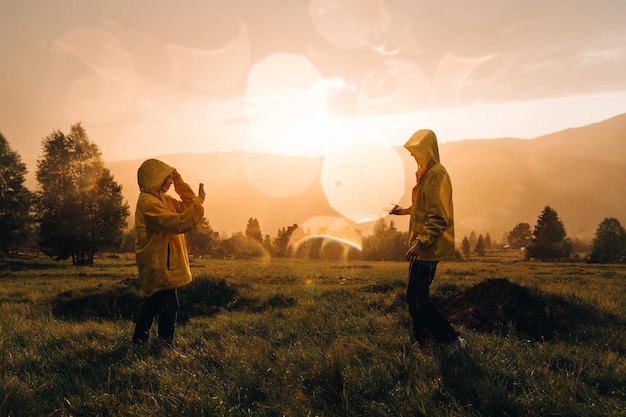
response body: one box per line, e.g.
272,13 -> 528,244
142,197 -> 204,235
142,179 -> 204,235
168,174 -> 202,212
416,171 -> 452,247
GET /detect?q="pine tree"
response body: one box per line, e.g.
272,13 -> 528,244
525,206 -> 571,261
0,132 -> 34,252
185,217 -> 214,256
274,224 -> 298,257
245,217 -> 263,242
484,233 -> 492,250
475,234 -> 486,256
461,236 -> 470,258
469,231 -> 477,250
361,218 -> 406,261
588,217 -> 626,263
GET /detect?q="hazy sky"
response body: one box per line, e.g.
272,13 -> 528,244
2,0 -> 625,162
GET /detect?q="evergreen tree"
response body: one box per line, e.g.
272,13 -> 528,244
461,236 -> 470,258
475,234 -> 486,256
508,222 -> 532,249
245,217 -> 263,242
588,217 -> 626,263
263,234 -> 273,255
469,231 -> 477,250
274,224 -> 298,257
308,237 -> 323,259
525,205 -> 571,261
119,229 -> 135,254
383,221 -> 407,261
362,218 -> 406,261
36,123 -> 129,265
0,133 -> 34,252
319,239 -> 344,260
185,217 -> 214,256
224,232 -> 265,259
484,233 -> 492,250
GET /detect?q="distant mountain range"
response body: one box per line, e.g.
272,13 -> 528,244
24,112 -> 626,243
444,112 -> 626,241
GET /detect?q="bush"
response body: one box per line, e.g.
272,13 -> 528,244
52,276 -> 245,322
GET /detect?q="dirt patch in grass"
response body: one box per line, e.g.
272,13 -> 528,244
441,278 -> 614,341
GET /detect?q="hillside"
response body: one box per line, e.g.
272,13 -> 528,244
442,112 -> 626,241
23,113 -> 626,243
106,152 -> 339,238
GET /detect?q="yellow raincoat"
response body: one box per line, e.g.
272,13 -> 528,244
135,159 -> 204,297
404,130 -> 455,261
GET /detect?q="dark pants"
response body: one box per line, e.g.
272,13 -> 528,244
407,260 -> 458,344
132,288 -> 179,348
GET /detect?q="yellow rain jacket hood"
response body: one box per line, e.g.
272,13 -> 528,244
135,159 -> 204,297
404,130 -> 455,261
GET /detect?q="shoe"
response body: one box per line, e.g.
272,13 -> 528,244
448,336 -> 468,353
413,337 -> 432,349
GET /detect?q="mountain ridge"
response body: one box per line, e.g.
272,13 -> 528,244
22,112 -> 626,243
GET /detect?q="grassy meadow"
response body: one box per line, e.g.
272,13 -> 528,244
0,253 -> 625,416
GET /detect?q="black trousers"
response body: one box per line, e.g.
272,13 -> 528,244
407,260 -> 458,344
132,288 -> 179,348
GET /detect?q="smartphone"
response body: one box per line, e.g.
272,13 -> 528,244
199,183 -> 204,194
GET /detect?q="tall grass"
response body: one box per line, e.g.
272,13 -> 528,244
0,255 -> 625,416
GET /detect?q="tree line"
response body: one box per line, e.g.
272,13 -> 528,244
2,125 -> 625,264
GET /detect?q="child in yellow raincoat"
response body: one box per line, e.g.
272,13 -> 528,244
132,159 -> 205,351
390,130 -> 466,352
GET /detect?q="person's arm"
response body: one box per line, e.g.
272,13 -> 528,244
416,172 -> 452,247
169,170 -> 205,212
141,194 -> 204,235
172,170 -> 195,201
389,205 -> 411,215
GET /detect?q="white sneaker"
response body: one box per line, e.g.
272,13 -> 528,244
448,336 -> 468,353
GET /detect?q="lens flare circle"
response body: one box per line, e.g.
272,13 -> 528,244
243,53 -> 330,196
53,28 -> 135,123
245,53 -> 327,142
167,13 -> 250,92
320,137 -> 405,223
242,152 -> 321,198
289,216 -> 362,251
356,60 -> 432,117
309,0 -> 392,49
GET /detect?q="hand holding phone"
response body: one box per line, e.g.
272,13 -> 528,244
389,204 -> 402,215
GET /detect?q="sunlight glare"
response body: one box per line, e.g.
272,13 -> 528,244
245,53 -> 329,155
53,28 -> 135,123
432,53 -> 496,106
242,53 -> 339,196
245,53 -> 326,125
289,216 -> 362,251
309,0 -> 391,49
356,60 -> 432,116
167,12 -> 250,92
242,152 -> 321,198
321,135 -> 405,223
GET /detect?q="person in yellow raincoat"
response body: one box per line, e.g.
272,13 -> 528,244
132,158 -> 205,351
390,130 -> 466,352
